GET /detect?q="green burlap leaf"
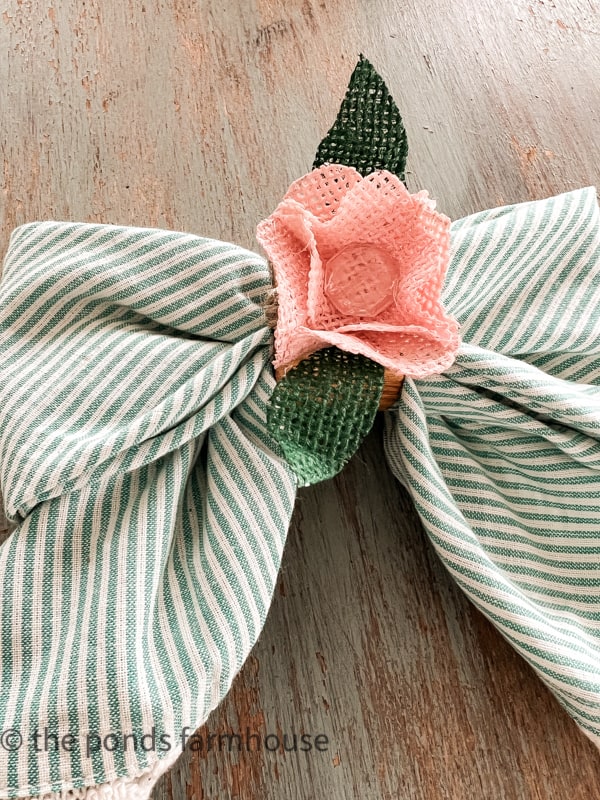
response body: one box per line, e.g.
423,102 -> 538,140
313,54 -> 408,181
268,56 -> 407,486
267,348 -> 385,486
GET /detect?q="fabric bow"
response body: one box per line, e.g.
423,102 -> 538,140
1,56 -> 600,800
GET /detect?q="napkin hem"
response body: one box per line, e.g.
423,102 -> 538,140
13,747 -> 182,800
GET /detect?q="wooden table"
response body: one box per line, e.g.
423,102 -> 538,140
2,1 -> 600,797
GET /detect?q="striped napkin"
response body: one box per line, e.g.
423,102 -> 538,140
2,52 -> 600,797
385,185 -> 600,751
0,222 -> 297,798
1,186 -> 600,799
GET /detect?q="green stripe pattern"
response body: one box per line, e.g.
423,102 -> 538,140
3,187 -> 600,797
384,186 -> 600,748
0,222 -> 296,797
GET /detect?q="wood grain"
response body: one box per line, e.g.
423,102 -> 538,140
1,0 -> 600,798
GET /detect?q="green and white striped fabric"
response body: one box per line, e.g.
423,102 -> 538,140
0,221 -> 296,798
385,186 -> 600,750
2,186 -> 600,799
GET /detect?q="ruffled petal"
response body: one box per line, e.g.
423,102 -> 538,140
280,325 -> 459,378
279,164 -> 363,223
257,166 -> 460,378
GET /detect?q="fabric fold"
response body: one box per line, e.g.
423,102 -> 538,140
0,222 -> 296,799
3,186 -> 600,797
384,186 -> 600,748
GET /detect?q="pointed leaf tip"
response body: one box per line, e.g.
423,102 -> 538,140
313,57 -> 408,182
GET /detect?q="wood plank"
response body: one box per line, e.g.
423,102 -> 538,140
1,0 -> 600,797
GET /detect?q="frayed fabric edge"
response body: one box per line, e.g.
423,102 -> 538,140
12,748 -> 182,800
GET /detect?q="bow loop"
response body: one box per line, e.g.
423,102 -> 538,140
385,187 -> 600,749
0,222 -> 274,520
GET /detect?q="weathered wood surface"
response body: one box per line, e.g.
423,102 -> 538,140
2,0 -> 600,798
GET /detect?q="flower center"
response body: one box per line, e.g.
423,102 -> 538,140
323,244 -> 396,317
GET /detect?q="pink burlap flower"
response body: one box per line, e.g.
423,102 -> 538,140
256,164 -> 460,378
